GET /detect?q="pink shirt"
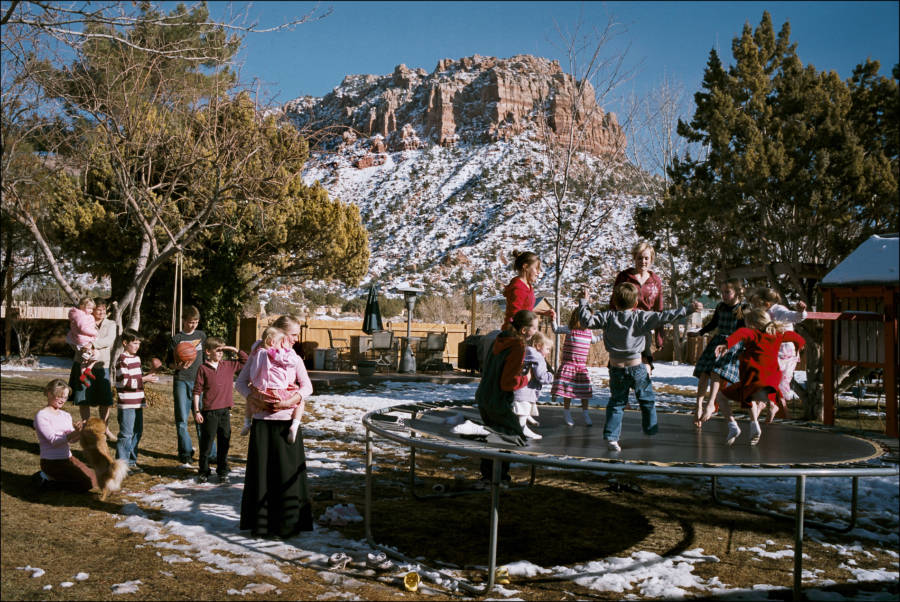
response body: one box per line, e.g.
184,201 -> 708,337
34,407 -> 74,460
236,340 -> 313,420
66,307 -> 98,349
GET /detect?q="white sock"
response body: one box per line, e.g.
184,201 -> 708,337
287,419 -> 301,444
522,425 -> 542,440
563,409 -> 574,426
240,418 -> 252,436
526,416 -> 539,426
582,409 -> 593,426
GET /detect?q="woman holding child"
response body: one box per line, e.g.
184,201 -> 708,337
236,314 -> 314,539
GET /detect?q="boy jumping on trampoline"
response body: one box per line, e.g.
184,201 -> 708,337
578,284 -> 703,451
715,308 -> 805,446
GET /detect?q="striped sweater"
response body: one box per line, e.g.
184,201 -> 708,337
116,352 -> 146,408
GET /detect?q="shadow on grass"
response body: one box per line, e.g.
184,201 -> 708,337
1,412 -> 36,428
0,467 -> 127,512
0,379 -> 45,393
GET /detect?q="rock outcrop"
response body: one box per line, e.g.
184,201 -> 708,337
283,54 -> 625,157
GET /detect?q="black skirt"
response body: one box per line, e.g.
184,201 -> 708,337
239,419 -> 313,538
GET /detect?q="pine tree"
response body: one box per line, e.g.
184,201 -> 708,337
641,12 -> 898,420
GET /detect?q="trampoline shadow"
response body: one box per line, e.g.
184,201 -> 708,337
366,484 -> 654,568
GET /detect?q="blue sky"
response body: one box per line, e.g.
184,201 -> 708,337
212,1 -> 899,108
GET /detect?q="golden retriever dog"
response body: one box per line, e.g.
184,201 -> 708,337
80,417 -> 128,500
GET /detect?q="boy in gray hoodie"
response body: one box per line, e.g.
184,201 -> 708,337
578,283 -> 702,451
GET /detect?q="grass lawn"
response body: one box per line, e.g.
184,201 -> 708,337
1,369 -> 897,600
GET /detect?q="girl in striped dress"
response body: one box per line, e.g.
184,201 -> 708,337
689,279 -> 747,428
551,308 -> 601,426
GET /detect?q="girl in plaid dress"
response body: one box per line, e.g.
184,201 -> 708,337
689,279 -> 747,428
551,308 -> 601,426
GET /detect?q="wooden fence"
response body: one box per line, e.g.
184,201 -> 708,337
237,315 -> 469,368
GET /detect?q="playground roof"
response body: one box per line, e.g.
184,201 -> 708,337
820,233 -> 899,287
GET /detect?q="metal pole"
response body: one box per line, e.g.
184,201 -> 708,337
487,458 -> 501,591
364,427 -> 374,544
793,475 -> 806,600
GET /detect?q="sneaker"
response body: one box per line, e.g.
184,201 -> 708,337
31,470 -> 50,490
749,421 -> 762,445
582,410 -> 593,427
563,410 -> 574,427
726,421 -> 741,446
607,440 -> 621,452
179,462 -> 194,469
129,465 -> 144,474
217,474 -> 230,485
522,425 -> 542,440
196,474 -> 209,484
328,552 -> 351,570
366,551 -> 395,571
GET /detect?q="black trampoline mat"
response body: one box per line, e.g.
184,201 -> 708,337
407,406 -> 883,466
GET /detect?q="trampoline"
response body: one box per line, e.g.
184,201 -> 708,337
363,401 -> 898,597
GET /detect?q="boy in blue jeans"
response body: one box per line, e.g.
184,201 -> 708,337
168,305 -> 210,468
116,329 -> 158,471
577,283 -> 702,451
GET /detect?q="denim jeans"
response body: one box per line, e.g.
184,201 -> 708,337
604,364 -> 658,442
116,407 -> 143,466
173,380 -> 214,463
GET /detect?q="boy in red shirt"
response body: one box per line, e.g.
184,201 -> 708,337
192,337 -> 248,484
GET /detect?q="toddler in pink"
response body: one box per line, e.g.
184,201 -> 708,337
66,297 -> 98,386
242,327 -> 304,443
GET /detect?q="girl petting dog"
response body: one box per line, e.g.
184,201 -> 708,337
33,379 -> 97,493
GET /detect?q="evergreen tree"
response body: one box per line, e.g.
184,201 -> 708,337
641,12 -> 898,420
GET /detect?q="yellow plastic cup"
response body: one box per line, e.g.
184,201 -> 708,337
403,572 -> 420,592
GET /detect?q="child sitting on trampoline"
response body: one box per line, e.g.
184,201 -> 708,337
715,308 -> 805,446
578,283 -> 702,451
512,331 -> 554,440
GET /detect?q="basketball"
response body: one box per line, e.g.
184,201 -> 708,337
175,341 -> 198,364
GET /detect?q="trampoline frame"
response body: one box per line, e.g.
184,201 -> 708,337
363,401 -> 898,599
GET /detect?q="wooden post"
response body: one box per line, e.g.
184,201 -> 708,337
823,289 -> 836,426
883,289 -> 898,437
4,266 -> 12,358
470,288 -> 477,336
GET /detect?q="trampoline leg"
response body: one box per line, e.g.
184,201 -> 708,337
487,458 -> 501,591
710,475 -> 719,502
794,475 -> 806,601
408,411 -> 419,493
849,477 -> 859,531
365,427 -> 375,546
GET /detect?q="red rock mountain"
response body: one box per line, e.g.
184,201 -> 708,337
283,54 -> 625,157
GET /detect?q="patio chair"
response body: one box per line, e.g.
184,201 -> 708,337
370,330 -> 395,372
328,329 -> 351,370
419,332 -> 448,373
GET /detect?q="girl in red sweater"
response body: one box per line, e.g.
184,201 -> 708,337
714,308 -> 805,446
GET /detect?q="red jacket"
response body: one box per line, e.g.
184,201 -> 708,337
723,327 -> 805,405
503,277 -> 535,327
491,333 -> 529,392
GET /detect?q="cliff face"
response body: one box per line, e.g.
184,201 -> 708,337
283,54 -> 625,156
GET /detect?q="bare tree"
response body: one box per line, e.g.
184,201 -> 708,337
625,74 -> 706,362
531,14 -> 636,364
1,1 -> 328,339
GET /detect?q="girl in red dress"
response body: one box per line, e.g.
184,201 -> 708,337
714,308 -> 805,446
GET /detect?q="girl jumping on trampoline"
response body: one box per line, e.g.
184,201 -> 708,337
715,308 -> 805,446
689,279 -> 749,429
512,331 -> 554,440
749,288 -> 807,422
550,306 -> 602,427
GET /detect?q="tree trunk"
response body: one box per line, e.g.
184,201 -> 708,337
801,339 -> 825,422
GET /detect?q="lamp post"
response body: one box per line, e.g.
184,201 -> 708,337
395,283 -> 424,373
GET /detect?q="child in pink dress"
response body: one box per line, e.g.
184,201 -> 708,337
66,297 -> 98,386
241,327 -> 305,443
551,307 -> 602,427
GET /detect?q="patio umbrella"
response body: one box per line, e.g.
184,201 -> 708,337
362,284 -> 384,334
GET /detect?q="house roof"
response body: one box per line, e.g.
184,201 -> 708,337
820,233 -> 899,287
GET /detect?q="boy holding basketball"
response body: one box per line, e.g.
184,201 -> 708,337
168,306 -> 207,468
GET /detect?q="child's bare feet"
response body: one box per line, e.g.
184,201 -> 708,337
701,404 -> 716,423
693,405 -> 703,428
765,402 -> 778,424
